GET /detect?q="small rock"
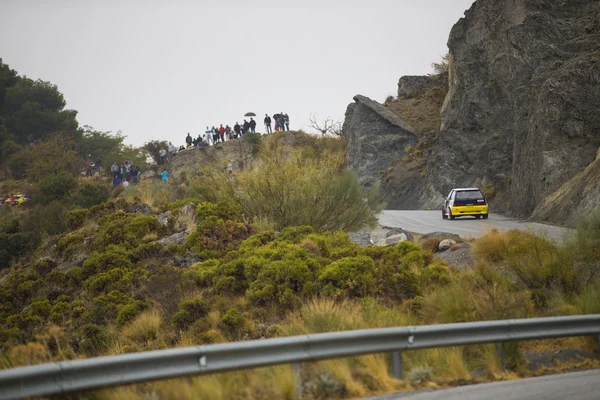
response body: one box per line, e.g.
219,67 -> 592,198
174,202 -> 198,232
157,229 -> 192,247
422,231 -> 461,240
128,202 -> 153,214
156,211 -> 172,227
375,233 -> 408,247
438,239 -> 457,252
349,232 -> 372,247
140,170 -> 157,180
385,227 -> 414,241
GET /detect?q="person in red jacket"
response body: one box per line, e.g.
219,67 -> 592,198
219,124 -> 226,142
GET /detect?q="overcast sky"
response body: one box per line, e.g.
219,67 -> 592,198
0,0 -> 474,147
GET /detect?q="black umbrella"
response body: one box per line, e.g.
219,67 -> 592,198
244,112 -> 257,117
273,113 -> 282,120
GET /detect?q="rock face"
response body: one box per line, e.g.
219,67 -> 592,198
398,75 -> 446,99
343,95 -> 420,207
344,0 -> 600,224
430,0 -> 600,218
532,153 -> 600,226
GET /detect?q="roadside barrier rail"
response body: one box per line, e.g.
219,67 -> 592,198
1,314 -> 599,400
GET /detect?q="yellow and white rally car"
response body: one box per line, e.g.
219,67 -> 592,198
442,188 -> 488,220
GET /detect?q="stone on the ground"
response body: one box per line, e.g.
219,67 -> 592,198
384,227 -> 414,241
157,229 -> 193,247
375,233 -> 408,247
174,202 -> 198,232
349,232 -> 372,247
438,239 -> 457,252
156,210 -> 172,227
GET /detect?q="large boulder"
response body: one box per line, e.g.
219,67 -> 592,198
343,95 -> 418,188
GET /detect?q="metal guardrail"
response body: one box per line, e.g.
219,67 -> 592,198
1,315 -> 599,400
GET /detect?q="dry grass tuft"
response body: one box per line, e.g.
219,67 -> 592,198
122,309 -> 162,343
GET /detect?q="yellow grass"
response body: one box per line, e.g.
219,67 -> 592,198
121,309 -> 162,343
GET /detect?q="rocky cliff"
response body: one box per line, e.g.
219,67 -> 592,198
344,0 -> 600,224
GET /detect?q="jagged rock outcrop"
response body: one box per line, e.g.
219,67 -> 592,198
343,95 -> 427,208
430,0 -> 600,218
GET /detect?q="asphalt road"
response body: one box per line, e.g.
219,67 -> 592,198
379,210 -> 571,242
364,370 -> 600,400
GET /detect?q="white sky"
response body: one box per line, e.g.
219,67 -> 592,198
0,0 -> 474,147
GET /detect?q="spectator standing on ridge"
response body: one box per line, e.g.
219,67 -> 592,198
249,118 -> 257,133
243,120 -> 250,134
234,122 -> 241,139
168,141 -> 176,159
161,169 -> 169,183
205,126 -> 213,145
225,125 -> 232,140
264,114 -> 272,133
111,162 -> 119,178
185,133 -> 193,147
212,126 -> 220,144
219,124 -> 226,142
159,147 -> 167,165
284,114 -> 290,131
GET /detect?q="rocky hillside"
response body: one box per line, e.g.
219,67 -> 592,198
168,131 -> 330,181
344,0 -> 600,225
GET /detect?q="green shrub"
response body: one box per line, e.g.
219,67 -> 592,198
247,259 -> 315,309
33,257 -> 57,275
25,299 -> 51,319
65,209 -> 89,230
83,246 -> 133,276
50,301 -> 71,323
21,201 -> 68,245
56,234 -> 85,257
36,172 -> 77,205
218,308 -> 244,340
0,228 -> 30,270
116,302 -> 147,327
318,256 -> 376,298
79,324 -> 111,356
236,143 -> 382,231
73,182 -> 110,208
171,298 -> 210,331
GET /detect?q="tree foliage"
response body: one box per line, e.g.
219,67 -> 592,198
143,140 -> 168,165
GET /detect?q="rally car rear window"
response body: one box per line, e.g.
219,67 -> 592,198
455,190 -> 484,201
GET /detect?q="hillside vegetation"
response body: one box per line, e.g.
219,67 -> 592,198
1,57 -> 600,400
1,139 -> 600,398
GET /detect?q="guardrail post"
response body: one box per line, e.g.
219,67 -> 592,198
293,362 -> 302,399
391,351 -> 403,379
496,343 -> 505,371
597,335 -> 600,359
